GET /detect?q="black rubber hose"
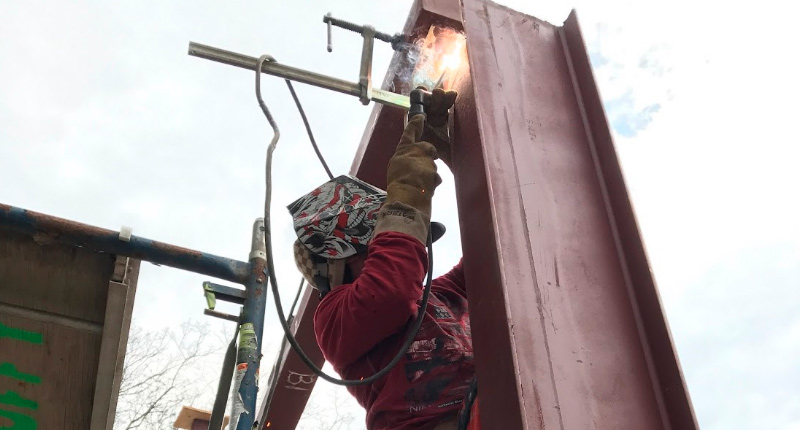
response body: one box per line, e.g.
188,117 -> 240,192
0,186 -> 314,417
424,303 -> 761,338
257,54 -> 435,386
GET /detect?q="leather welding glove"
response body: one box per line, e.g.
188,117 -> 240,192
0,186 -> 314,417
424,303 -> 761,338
372,115 -> 440,245
421,88 -> 458,168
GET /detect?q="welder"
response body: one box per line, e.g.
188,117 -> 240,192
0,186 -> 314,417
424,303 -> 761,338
289,88 -> 480,430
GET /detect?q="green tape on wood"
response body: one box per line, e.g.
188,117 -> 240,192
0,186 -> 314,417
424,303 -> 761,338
0,364 -> 40,384
0,391 -> 37,410
0,323 -> 42,345
0,408 -> 37,430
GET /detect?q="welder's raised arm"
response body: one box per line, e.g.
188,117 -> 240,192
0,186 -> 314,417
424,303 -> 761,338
314,232 -> 428,367
314,116 -> 443,367
371,115 -> 440,245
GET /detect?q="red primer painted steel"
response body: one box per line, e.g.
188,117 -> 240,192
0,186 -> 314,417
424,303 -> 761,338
560,11 -> 698,429
453,0 -> 697,428
349,0 -> 462,188
258,0 -> 697,429
256,287 -> 323,429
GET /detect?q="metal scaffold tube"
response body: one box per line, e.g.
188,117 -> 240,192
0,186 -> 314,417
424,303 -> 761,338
0,203 -> 249,284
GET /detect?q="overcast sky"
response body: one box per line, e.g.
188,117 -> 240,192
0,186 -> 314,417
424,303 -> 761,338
1,1 -> 799,429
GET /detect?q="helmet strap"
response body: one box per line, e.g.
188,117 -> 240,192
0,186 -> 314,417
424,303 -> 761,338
310,254 -> 332,299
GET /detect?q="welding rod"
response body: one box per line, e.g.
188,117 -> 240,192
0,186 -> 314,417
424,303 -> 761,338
188,42 -> 410,109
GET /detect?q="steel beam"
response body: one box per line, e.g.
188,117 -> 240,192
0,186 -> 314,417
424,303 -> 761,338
256,287 -> 323,429
258,1 -> 696,429
451,1 -> 697,428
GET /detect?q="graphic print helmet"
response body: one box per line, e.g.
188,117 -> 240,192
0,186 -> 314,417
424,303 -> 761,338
288,175 -> 386,260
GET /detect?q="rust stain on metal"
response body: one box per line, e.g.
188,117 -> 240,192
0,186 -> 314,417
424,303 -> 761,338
149,240 -> 204,258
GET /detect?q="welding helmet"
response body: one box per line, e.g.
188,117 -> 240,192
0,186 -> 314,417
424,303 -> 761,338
288,175 -> 445,297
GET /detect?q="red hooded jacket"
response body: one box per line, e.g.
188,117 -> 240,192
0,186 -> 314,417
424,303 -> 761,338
314,231 -> 474,430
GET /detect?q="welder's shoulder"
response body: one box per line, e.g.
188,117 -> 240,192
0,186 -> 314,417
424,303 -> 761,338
432,257 -> 466,297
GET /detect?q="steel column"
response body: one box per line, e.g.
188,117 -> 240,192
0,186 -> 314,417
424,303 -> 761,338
559,11 -> 698,428
256,287 -> 323,429
451,1 -> 697,428
257,1 -> 696,429
230,219 -> 269,430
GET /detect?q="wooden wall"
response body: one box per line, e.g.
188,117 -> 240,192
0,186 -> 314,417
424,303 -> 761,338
0,228 -> 139,429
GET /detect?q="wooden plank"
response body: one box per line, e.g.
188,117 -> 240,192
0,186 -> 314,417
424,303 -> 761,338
90,256 -> 141,430
0,301 -> 103,334
174,405 -> 230,429
0,314 -> 102,429
0,224 -> 142,430
0,229 -> 112,323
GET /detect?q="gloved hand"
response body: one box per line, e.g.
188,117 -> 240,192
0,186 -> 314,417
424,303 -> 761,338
372,115 -> 440,245
421,88 -> 458,167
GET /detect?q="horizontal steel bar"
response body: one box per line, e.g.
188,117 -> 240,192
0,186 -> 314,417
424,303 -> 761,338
204,281 -> 246,305
204,309 -> 241,323
0,204 -> 250,285
187,42 -> 411,109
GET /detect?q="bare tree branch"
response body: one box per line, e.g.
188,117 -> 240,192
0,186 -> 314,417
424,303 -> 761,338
116,319 -> 357,429
115,319 -> 228,430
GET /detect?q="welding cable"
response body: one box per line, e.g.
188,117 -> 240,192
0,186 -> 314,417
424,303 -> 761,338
287,278 -> 305,320
285,81 -> 334,180
256,54 -> 435,386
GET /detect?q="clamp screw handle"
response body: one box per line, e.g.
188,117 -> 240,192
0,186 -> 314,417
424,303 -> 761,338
325,12 -> 333,52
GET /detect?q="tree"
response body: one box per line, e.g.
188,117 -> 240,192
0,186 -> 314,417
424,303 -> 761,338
297,387 -> 357,430
115,319 -> 359,430
115,320 -> 224,430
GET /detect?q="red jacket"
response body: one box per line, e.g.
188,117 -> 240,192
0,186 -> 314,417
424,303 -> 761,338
314,232 -> 474,430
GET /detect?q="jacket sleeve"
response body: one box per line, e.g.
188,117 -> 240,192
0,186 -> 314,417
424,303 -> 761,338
435,258 -> 466,297
313,231 -> 428,368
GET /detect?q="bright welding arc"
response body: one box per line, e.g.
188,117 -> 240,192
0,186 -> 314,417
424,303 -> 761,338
256,54 -> 435,387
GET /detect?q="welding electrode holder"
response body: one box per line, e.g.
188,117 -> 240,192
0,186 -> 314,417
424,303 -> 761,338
407,88 -> 431,122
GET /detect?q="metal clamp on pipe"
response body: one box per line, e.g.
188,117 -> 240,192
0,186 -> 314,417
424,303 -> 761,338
323,13 -> 408,106
323,13 -> 406,52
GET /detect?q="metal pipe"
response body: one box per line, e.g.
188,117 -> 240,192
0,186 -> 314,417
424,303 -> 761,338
190,42 -> 357,95
210,322 -> 240,430
231,218 -> 269,430
0,203 -> 249,285
187,42 -> 411,109
204,309 -> 241,323
358,26 -> 375,105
